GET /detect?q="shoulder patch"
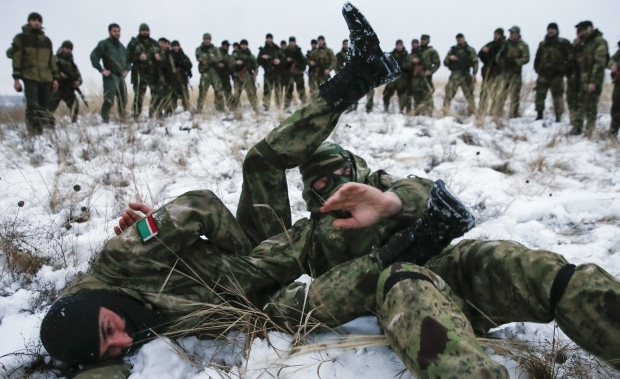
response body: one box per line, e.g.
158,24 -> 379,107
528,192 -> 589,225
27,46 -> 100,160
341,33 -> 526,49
136,215 -> 159,242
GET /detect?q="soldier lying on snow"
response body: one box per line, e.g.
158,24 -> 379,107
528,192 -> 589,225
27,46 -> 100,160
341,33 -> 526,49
39,4 -> 620,379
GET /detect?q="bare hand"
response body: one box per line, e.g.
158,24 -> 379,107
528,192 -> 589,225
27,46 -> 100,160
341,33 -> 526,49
588,83 -> 596,92
481,46 -> 489,53
611,65 -> 618,74
252,72 -> 257,79
287,57 -> 292,62
52,80 -> 59,92
102,69 -> 112,77
309,61 -> 316,66
139,53 -> 147,61
200,59 -> 208,65
324,69 -> 330,75
449,55 -> 458,61
471,75 -> 477,84
236,60 -> 243,65
218,63 -> 224,68
412,58 -> 420,64
261,54 -> 269,60
14,80 -> 22,92
123,71 -> 128,78
424,70 -> 432,76
154,53 -> 160,61
73,81 -> 80,89
273,58 -> 280,65
320,183 -> 402,229
60,72 -> 68,79
114,203 -> 156,236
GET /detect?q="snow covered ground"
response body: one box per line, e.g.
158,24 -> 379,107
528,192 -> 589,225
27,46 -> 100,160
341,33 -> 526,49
0,91 -> 619,378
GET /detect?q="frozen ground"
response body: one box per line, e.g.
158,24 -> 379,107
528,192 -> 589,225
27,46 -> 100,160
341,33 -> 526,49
0,92 -> 619,378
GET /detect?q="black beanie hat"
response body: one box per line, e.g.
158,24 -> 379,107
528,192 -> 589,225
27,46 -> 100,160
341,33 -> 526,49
495,28 -> 505,36
289,36 -> 296,42
61,40 -> 73,50
240,39 -> 248,46
28,12 -> 42,22
311,39 -> 317,44
317,35 -> 325,41
456,33 -> 464,39
40,291 -> 165,365
266,33 -> 273,39
548,22 -> 559,31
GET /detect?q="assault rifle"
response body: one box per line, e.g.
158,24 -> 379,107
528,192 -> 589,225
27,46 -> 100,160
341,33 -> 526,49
76,88 -> 89,108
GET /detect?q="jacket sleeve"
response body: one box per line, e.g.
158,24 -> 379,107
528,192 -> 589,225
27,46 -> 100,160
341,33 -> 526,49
11,34 -> 23,79
90,41 -> 105,72
533,41 -> 543,73
516,42 -> 530,67
429,49 -> 440,74
369,173 -> 434,222
73,361 -> 131,379
49,42 -> 60,81
610,51 -> 620,69
591,39 -> 609,85
470,47 -> 479,75
443,49 -> 452,68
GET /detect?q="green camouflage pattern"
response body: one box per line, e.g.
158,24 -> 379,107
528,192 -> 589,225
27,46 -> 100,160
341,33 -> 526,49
283,45 -> 307,108
419,44 -> 440,115
443,43 -> 478,114
229,48 -> 258,111
478,37 -> 506,118
308,45 -> 335,92
402,49 -> 433,115
492,38 -> 529,118
196,42 -> 225,112
151,48 -> 177,117
534,35 -> 571,115
52,49 -> 82,122
258,43 -> 285,110
11,25 -> 59,82
218,47 -> 234,108
382,48 -> 410,112
170,48 -> 193,111
127,35 -> 160,117
572,29 -> 610,135
335,48 -> 347,73
535,75 -> 565,116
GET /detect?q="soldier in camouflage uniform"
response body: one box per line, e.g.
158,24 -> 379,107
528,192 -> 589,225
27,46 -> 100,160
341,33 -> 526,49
477,28 -> 506,120
382,40 -> 409,113
443,33 -> 478,116
257,33 -> 285,111
195,33 -> 225,113
218,41 -> 234,110
230,39 -> 259,112
308,36 -> 336,95
126,24 -> 160,119
306,39 -> 318,93
402,39 -> 429,115
569,21 -> 610,137
334,39 -> 374,113
10,12 -> 59,133
279,40 -> 289,104
151,38 -> 177,117
51,41 -> 82,123
610,41 -> 620,138
416,34 -> 440,116
492,26 -> 530,119
534,23 -> 572,122
169,40 -> 192,112
283,36 -> 307,110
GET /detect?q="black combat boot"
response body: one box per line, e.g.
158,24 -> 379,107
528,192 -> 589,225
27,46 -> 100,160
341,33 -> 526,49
377,180 -> 475,267
319,2 -> 400,111
536,110 -> 544,120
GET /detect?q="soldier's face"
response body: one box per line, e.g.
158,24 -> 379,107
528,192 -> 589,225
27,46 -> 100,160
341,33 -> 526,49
140,30 -> 150,38
493,32 -> 502,41
241,44 -> 248,51
289,41 -> 296,48
110,27 -> 121,40
28,19 -> 42,30
159,41 -> 166,49
266,37 -> 273,44
509,31 -> 519,41
395,43 -> 403,51
221,44 -> 229,52
421,38 -> 429,47
343,41 -> 349,50
172,45 -> 180,52
311,43 -> 317,49
411,42 -> 419,49
318,40 -> 325,47
457,37 -> 465,44
547,28 -> 558,37
98,307 -> 133,360
203,38 -> 211,45
61,47 -> 73,55
281,43 -> 287,49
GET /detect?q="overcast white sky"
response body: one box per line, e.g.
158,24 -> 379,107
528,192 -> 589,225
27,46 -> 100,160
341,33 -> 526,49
1,0 -> 618,95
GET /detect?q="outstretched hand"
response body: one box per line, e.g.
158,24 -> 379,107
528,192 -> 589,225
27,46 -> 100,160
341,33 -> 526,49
113,203 -> 156,236
319,183 -> 402,229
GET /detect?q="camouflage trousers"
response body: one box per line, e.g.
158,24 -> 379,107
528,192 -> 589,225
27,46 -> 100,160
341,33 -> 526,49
491,72 -> 522,118
131,74 -> 159,118
409,76 -> 433,116
197,70 -> 225,112
572,83 -> 602,136
566,76 -> 579,127
171,81 -> 190,112
309,71 -> 330,95
51,85 -> 79,123
535,74 -> 565,116
219,74 -> 233,109
612,82 -> 620,136
443,71 -> 476,115
263,74 -> 282,110
284,73 -> 307,109
383,75 -> 410,112
231,75 -> 258,112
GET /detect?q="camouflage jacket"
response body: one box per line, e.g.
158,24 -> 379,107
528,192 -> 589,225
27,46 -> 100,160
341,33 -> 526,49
444,42 -> 478,75
390,48 -> 409,69
170,48 -> 193,80
308,45 -> 336,73
11,24 -> 59,82
335,48 -> 347,73
156,48 -> 177,86
257,43 -> 285,75
284,46 -> 307,74
496,37 -> 530,74
90,37 -> 130,76
126,35 -> 160,82
230,48 -> 258,77
610,49 -> 620,82
478,37 -> 505,79
574,29 -> 609,87
218,47 -> 233,78
55,49 -> 82,90
534,35 -> 572,77
195,43 -> 222,74
401,49 -> 427,77
420,45 -> 440,75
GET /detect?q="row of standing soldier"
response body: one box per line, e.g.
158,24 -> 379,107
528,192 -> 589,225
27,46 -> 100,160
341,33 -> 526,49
9,13 -> 620,138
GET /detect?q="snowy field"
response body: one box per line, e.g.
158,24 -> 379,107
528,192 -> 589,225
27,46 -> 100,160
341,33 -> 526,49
0,90 -> 619,378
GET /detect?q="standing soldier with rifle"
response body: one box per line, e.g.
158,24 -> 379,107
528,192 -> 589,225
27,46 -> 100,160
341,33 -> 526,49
151,38 -> 176,117
257,33 -> 284,111
230,39 -> 258,112
306,39 -> 318,93
308,36 -> 335,95
195,33 -> 225,113
169,40 -> 192,112
90,23 -> 130,123
443,33 -> 478,116
218,40 -> 234,110
533,23 -> 571,122
570,21 -> 609,137
283,36 -> 307,110
418,34 -> 440,116
126,24 -> 160,119
402,39 -> 428,115
382,39 -> 409,113
610,41 -> 620,138
278,40 -> 289,104
52,40 -> 84,124
492,26 -> 530,120
477,28 -> 505,121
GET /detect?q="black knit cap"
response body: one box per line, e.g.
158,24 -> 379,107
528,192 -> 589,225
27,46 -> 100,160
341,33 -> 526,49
240,39 -> 248,46
396,39 -> 403,45
456,33 -> 464,39
495,28 -> 505,36
575,20 -> 593,29
317,35 -> 325,41
171,40 -> 180,47
311,39 -> 317,44
28,12 -> 42,22
548,22 -> 559,31
61,40 -> 73,50
266,33 -> 273,39
221,40 -> 229,46
289,36 -> 296,42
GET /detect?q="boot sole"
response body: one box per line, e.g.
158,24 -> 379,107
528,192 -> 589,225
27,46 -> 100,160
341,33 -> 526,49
430,180 -> 476,229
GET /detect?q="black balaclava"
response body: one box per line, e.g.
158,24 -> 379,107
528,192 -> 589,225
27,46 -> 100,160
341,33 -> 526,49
40,290 -> 166,365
